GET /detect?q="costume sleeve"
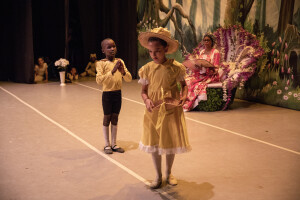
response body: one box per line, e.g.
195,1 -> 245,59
212,49 -> 220,67
120,59 -> 132,82
175,62 -> 186,82
138,64 -> 149,85
95,61 -> 113,85
34,65 -> 38,72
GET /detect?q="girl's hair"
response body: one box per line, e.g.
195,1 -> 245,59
37,57 -> 44,61
203,33 -> 215,47
148,37 -> 168,47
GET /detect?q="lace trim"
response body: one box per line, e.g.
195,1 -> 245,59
139,142 -> 191,155
138,78 -> 149,85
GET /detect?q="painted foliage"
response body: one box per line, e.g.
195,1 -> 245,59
137,0 -> 300,110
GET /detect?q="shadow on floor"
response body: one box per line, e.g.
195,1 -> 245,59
90,183 -> 166,200
229,99 -> 256,110
160,180 -> 214,200
118,140 -> 139,152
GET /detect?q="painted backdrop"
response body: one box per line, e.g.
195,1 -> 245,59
137,0 -> 300,110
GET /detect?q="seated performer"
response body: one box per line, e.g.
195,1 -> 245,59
67,67 -> 79,81
81,53 -> 97,77
183,33 -> 220,111
34,57 -> 48,83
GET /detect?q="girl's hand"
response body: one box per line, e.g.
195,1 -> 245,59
144,98 -> 154,112
179,95 -> 187,106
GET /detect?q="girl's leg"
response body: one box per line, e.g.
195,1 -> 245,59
166,154 -> 177,186
150,151 -> 162,189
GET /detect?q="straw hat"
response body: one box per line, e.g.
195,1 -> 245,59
138,27 -> 179,54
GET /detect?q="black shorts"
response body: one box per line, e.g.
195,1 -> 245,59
102,90 -> 122,115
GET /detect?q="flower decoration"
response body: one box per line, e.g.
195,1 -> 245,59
55,58 -> 69,71
277,89 -> 282,95
283,95 -> 288,100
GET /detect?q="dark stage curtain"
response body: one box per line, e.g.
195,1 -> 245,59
0,0 -> 138,83
77,0 -> 138,78
0,0 -> 35,83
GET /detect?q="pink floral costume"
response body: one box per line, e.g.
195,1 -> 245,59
183,48 -> 220,111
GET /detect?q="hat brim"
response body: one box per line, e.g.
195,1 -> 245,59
138,32 -> 179,54
183,59 -> 215,70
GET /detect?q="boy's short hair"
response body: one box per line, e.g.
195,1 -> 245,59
148,37 -> 168,47
101,38 -> 113,49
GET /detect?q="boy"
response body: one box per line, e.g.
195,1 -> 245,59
96,38 -> 132,154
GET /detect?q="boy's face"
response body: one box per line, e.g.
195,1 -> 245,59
102,39 -> 117,60
71,68 -> 77,74
91,57 -> 96,62
147,41 -> 168,64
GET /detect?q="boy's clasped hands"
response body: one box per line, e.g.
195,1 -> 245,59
112,60 -> 125,75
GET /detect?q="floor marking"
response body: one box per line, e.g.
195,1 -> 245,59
74,82 -> 300,156
75,82 -> 144,106
0,86 -> 176,200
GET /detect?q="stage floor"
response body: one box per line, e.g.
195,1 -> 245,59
1,78 -> 300,200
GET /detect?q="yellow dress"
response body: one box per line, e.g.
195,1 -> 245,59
138,59 -> 191,154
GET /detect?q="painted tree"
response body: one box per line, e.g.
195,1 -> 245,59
277,0 -> 295,36
255,0 -> 266,31
137,0 -> 197,54
224,0 -> 254,27
174,0 -> 183,41
200,0 -> 207,32
213,0 -> 221,31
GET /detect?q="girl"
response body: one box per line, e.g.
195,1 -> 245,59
34,57 -> 48,82
138,27 -> 191,189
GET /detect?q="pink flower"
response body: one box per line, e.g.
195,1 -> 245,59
287,68 -> 290,74
277,59 -> 280,64
281,67 -> 284,73
272,81 -> 277,86
298,97 -> 300,100
283,95 -> 288,100
272,42 -> 276,47
279,37 -> 282,43
285,54 -> 288,60
291,75 -> 294,80
285,86 -> 288,90
272,49 -> 274,55
293,93 -> 298,98
285,42 -> 288,49
288,92 -> 292,96
277,89 -> 282,94
268,63 -> 271,69
287,80 -> 290,86
274,58 -> 277,65
277,50 -> 280,57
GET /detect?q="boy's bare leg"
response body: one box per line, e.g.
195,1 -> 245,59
111,113 -> 124,153
103,115 -> 111,147
111,113 -> 118,147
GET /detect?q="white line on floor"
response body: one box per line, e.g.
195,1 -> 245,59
74,82 -> 300,156
0,86 -> 176,200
